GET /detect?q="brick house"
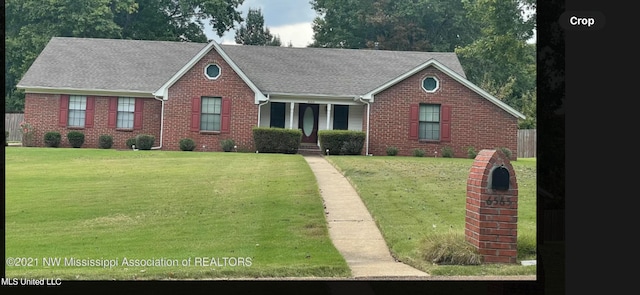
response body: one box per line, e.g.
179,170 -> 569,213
17,37 -> 524,158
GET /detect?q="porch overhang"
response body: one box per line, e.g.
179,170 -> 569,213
264,92 -> 363,105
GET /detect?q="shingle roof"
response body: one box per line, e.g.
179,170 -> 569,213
220,44 -> 466,96
17,37 -> 466,97
17,37 -> 206,93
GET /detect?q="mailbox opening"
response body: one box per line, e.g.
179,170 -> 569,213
491,166 -> 510,190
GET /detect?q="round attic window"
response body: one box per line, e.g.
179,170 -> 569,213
205,64 -> 221,79
422,76 -> 439,92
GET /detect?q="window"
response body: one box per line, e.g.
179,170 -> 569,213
60,95 -> 94,128
422,76 -> 439,92
270,102 -> 286,128
117,97 -> 135,129
201,97 -> 222,131
68,95 -> 87,127
333,105 -> 349,130
108,97 -> 142,130
191,97 -> 230,133
205,64 -> 221,79
419,104 -> 440,140
409,103 -> 450,142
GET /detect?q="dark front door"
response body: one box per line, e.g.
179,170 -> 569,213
298,104 -> 319,143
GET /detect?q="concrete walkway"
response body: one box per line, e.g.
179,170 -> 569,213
303,155 -> 429,279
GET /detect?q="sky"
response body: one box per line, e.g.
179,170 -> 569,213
205,0 -> 317,47
204,0 -> 536,48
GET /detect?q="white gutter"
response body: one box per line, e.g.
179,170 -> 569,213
15,86 -> 156,98
257,94 -> 270,126
356,96 -> 371,156
151,95 -> 165,150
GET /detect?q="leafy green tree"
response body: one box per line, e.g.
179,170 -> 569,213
310,0 -> 371,48
4,0 -> 134,112
310,0 -> 479,51
4,0 -> 244,112
114,0 -> 244,42
455,0 -> 536,127
234,8 -> 281,46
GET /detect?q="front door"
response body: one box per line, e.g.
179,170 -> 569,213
298,104 -> 319,143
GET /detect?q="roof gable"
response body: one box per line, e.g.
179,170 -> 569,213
363,59 -> 525,119
152,41 -> 266,103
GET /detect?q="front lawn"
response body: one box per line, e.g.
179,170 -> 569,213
326,156 -> 537,276
4,148 -> 349,280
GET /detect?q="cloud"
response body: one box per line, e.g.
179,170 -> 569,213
242,0 -> 316,27
211,22 -> 314,48
205,0 -> 316,47
269,22 -> 314,47
205,23 -> 313,47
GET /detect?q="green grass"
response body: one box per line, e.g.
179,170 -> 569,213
4,148 -> 350,280
325,156 -> 537,276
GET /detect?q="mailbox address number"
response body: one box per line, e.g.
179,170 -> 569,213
485,196 -> 513,206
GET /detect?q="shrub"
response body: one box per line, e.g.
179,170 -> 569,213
135,134 -> 155,150
340,139 -> 363,155
66,131 -> 85,148
253,127 -> 302,154
441,146 -> 454,158
467,146 -> 477,159
412,149 -> 425,157
44,132 -> 62,147
421,230 -> 482,265
99,135 -> 113,149
179,138 -> 196,151
20,121 -> 36,147
386,146 -> 399,156
220,139 -> 236,152
497,147 -> 513,159
318,130 -> 365,155
126,137 -> 137,149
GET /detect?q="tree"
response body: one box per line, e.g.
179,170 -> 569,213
310,0 -> 479,51
114,0 -> 244,43
234,8 -> 281,46
4,0 -> 134,112
4,0 -> 245,112
455,0 -> 536,127
310,0 -> 372,48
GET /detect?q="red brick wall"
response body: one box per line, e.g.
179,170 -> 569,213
163,48 -> 257,152
368,67 -> 519,159
465,149 -> 518,264
23,94 -> 161,149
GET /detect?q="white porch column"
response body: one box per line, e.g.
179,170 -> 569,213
326,103 -> 332,130
289,102 -> 295,129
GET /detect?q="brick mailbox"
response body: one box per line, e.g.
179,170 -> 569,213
465,149 -> 518,264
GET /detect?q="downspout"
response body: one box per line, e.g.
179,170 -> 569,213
257,94 -> 270,126
357,96 -> 371,156
151,95 -> 165,150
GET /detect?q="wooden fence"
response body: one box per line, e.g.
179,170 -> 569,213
5,113 -> 24,142
517,129 -> 536,158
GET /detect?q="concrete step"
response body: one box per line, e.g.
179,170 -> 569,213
298,144 -> 323,155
